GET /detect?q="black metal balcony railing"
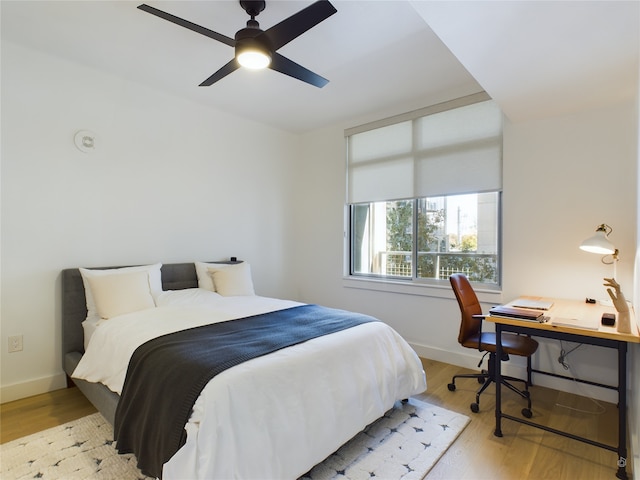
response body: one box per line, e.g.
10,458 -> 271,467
381,251 -> 498,283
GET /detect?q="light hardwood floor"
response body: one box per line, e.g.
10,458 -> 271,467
1,383 -> 96,444
1,359 -> 629,479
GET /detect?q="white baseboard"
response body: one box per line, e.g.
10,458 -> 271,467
412,342 -> 618,404
1,373 -> 68,404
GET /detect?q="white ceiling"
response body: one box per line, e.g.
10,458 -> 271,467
2,1 -> 638,133
413,1 -> 640,122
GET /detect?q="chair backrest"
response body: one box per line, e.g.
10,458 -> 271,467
449,273 -> 483,345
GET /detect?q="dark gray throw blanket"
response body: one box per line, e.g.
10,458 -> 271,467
113,304 -> 377,478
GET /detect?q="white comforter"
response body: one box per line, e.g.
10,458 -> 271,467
73,290 -> 426,479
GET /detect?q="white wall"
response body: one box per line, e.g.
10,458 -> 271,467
295,101 -> 638,404
502,102 -> 638,401
0,42 -> 301,402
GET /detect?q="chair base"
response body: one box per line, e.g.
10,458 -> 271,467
447,353 -> 532,417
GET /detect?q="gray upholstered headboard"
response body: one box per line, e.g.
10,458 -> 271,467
61,261 -> 237,359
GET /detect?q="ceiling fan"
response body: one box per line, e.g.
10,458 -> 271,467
138,1 -> 337,88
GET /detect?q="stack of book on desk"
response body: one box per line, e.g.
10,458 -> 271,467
489,305 -> 547,322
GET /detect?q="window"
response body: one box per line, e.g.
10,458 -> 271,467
346,93 -> 502,286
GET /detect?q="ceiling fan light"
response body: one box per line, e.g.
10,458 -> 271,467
237,49 -> 271,69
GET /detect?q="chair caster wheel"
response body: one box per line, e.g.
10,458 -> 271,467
447,383 -> 456,391
477,376 -> 485,384
470,403 -> 480,413
521,408 -> 532,418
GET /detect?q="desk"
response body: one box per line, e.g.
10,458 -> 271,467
487,298 -> 640,480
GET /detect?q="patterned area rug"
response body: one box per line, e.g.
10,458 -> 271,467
1,398 -> 469,480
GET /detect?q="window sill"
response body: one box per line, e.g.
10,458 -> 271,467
342,276 -> 503,303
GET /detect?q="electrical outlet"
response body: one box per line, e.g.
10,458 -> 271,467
8,335 -> 23,353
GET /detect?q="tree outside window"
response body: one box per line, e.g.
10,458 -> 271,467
352,192 -> 499,284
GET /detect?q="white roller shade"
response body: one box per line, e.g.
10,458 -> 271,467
346,94 -> 502,203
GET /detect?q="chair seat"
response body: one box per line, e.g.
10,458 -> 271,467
461,332 -> 538,357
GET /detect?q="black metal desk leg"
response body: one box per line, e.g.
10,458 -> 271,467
616,341 -> 628,480
494,323 -> 503,437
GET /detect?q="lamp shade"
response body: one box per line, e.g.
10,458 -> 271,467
579,224 -> 616,255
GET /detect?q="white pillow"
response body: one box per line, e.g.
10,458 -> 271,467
195,262 -> 218,291
195,261 -> 244,291
87,270 -> 155,319
79,263 -> 162,322
207,262 -> 255,296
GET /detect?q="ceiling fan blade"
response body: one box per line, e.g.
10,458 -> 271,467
138,4 -> 235,47
261,0 -> 337,51
270,52 -> 328,88
199,58 -> 241,86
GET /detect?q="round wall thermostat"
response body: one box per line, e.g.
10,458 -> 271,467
74,130 -> 97,153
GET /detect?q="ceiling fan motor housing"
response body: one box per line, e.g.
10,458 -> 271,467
235,24 -> 272,64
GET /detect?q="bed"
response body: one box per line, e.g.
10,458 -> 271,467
62,261 -> 426,479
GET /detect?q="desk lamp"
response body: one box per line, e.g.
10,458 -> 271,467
580,224 -> 631,333
579,223 -> 619,279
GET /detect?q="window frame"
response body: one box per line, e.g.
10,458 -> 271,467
347,193 -> 502,287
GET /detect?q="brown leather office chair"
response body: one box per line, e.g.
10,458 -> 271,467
448,273 -> 538,417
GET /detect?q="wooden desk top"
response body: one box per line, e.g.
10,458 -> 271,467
486,297 -> 640,343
